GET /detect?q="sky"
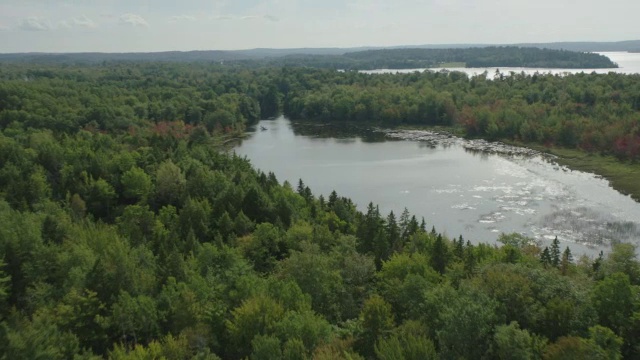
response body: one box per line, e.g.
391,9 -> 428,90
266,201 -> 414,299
0,0 -> 639,53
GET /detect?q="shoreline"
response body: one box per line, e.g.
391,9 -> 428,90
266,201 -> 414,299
381,126 -> 640,202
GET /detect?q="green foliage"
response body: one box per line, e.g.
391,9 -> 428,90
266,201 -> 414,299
226,295 -> 285,358
1,62 -> 639,359
358,295 -> 395,358
591,272 -> 635,334
250,334 -> 282,360
492,321 -> 546,360
154,160 -> 187,208
435,287 -> 500,359
120,167 -> 152,203
375,320 -> 437,360
4,311 -> 84,360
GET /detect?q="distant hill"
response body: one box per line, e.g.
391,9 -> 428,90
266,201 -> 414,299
512,40 -> 640,52
0,40 -> 634,68
0,48 -> 376,64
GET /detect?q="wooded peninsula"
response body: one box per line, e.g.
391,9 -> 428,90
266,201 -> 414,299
0,57 -> 639,359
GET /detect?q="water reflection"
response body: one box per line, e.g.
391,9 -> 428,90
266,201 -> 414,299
234,117 -> 640,256
290,121 -> 390,143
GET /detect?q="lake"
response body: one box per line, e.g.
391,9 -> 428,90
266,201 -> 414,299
363,51 -> 640,76
234,117 -> 640,257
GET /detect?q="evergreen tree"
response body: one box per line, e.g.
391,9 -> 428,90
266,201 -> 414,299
541,246 -> 552,268
328,190 -> 338,209
455,235 -> 464,259
593,250 -> 604,274
561,247 -> 573,275
464,240 -> 476,276
399,208 -> 411,241
318,194 -> 326,211
431,234 -> 449,275
550,237 -> 561,268
563,247 -> 573,263
407,215 -> 419,239
297,179 -> 305,195
386,211 -> 402,253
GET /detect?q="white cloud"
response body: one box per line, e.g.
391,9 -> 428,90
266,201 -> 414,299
169,15 -> 197,23
74,15 -> 97,29
119,13 -> 148,27
211,14 -> 279,22
57,20 -> 72,29
17,17 -> 51,31
210,15 -> 234,20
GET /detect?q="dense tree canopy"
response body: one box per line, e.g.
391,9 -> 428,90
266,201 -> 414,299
0,62 -> 639,359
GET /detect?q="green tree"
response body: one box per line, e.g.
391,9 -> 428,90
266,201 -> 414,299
358,295 -> 395,358
591,272 -> 634,334
110,291 -> 160,346
121,167 -> 152,203
251,334 -> 282,360
430,234 -> 449,274
375,320 -> 437,360
226,295 -> 285,359
550,237 -> 561,268
492,321 -> 546,360
154,160 -> 186,207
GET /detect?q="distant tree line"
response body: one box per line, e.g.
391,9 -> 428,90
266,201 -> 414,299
266,46 -> 617,70
277,67 -> 640,160
0,46 -> 618,70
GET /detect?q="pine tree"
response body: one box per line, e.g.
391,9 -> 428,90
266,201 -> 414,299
420,217 -> 427,232
357,202 -> 387,266
464,240 -> 476,276
407,215 -> 419,239
455,235 -> 465,259
387,211 -> 402,253
592,250 -> 604,274
318,194 -> 326,210
540,246 -> 552,268
431,234 -> 449,275
328,190 -> 338,208
550,237 -> 561,268
563,247 -> 573,263
399,207 -> 411,241
560,246 -> 573,275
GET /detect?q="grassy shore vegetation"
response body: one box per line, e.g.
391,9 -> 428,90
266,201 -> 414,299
544,148 -> 640,201
1,63 -> 640,359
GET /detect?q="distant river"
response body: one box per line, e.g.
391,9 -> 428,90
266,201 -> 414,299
362,51 -> 640,75
234,117 -> 640,257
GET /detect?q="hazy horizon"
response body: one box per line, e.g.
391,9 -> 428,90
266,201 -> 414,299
1,0 -> 639,53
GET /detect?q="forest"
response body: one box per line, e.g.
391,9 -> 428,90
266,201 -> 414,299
304,47 -> 617,70
1,62 -> 640,359
0,46 -> 617,70
280,68 -> 640,159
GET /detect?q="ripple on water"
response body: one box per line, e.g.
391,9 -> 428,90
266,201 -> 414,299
479,211 -> 506,224
452,203 -> 477,210
536,207 -> 640,247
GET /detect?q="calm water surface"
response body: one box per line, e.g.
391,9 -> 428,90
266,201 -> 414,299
234,117 -> 640,257
363,51 -> 640,75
